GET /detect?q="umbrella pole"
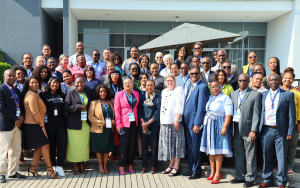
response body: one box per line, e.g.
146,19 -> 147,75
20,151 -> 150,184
187,43 -> 190,56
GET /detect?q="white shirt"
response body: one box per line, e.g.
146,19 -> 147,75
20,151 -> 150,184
69,53 -> 92,66
160,87 -> 185,124
264,88 -> 280,126
256,86 -> 268,93
159,68 -> 171,77
86,60 -> 106,80
202,70 -> 210,82
233,88 -> 248,122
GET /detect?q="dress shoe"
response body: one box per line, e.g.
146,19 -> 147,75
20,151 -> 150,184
243,181 -> 254,187
230,178 -> 245,183
0,175 -> 6,183
189,173 -> 201,180
258,182 -> 272,187
182,170 -> 193,176
277,186 -> 285,188
8,172 -> 26,178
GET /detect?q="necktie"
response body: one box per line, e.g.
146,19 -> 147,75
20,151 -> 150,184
266,93 -> 275,120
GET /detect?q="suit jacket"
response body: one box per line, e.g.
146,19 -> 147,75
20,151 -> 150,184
114,90 -> 139,128
259,89 -> 296,137
175,75 -> 192,96
138,93 -> 161,127
230,88 -> 262,137
228,74 -> 239,90
88,100 -> 115,133
200,71 -> 214,85
53,71 -> 63,82
64,89 -> 92,130
0,84 -> 25,131
184,80 -> 210,129
211,63 -> 238,76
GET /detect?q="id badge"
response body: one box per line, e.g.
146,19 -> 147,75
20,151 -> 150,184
128,112 -> 135,122
233,110 -> 241,122
269,114 -> 276,123
16,108 -> 20,117
106,117 -> 112,128
54,109 -> 58,116
44,114 -> 48,123
81,111 -> 87,121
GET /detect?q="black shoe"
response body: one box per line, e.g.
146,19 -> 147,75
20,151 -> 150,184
188,173 -> 201,180
230,178 -> 245,183
182,170 -> 193,176
0,175 -> 6,183
243,181 -> 254,187
8,172 -> 26,178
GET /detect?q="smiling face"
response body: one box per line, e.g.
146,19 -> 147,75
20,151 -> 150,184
217,71 -> 225,84
178,47 -> 186,58
268,58 -> 278,72
217,50 -> 227,64
190,68 -> 200,83
123,78 -> 133,91
130,64 -> 139,76
155,52 -> 163,64
248,52 -> 257,65
28,78 -> 39,93
47,59 -> 57,71
251,73 -> 263,88
201,57 -> 211,71
15,70 -> 25,82
40,68 -> 48,80
164,58 -> 173,68
63,72 -> 72,84
50,80 -> 60,92
75,42 -> 84,53
282,72 -> 294,87
75,77 -> 85,92
42,45 -> 51,57
3,70 -> 16,86
106,62 -> 115,72
140,74 -> 148,85
77,55 -> 86,68
165,76 -> 175,90
146,80 -> 155,94
171,64 -> 179,77
150,63 -> 159,76
111,72 -> 120,83
141,57 -> 149,68
36,57 -> 45,67
85,68 -> 94,78
22,54 -> 33,67
130,47 -> 139,59
222,62 -> 231,76
113,56 -> 120,65
210,81 -> 221,96
103,50 -> 111,61
193,44 -> 203,56
99,87 -> 107,100
60,56 -> 69,67
92,51 -> 100,62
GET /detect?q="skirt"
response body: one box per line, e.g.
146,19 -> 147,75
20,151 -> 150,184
158,123 -> 185,161
91,127 -> 114,153
66,121 -> 90,162
200,115 -> 233,157
22,124 -> 49,150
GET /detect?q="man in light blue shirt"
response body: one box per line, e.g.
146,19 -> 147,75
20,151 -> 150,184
86,50 -> 106,80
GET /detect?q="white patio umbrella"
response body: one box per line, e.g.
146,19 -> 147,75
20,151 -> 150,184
139,22 -> 241,54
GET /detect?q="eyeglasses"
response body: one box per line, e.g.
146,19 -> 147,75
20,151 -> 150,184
180,67 -> 189,69
222,66 -> 231,69
93,54 -> 100,56
124,83 -> 132,85
248,56 -> 257,59
211,86 -> 220,89
238,80 -> 248,83
156,57 -> 163,59
165,80 -> 174,82
202,62 -> 210,64
194,48 -> 201,50
111,73 -> 119,76
130,68 -> 138,71
190,72 -> 199,76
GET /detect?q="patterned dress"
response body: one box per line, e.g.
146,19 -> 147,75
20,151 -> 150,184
200,93 -> 233,157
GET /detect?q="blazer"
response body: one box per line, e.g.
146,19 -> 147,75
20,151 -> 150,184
228,74 -> 239,90
23,90 -> 47,127
230,88 -> 262,137
184,80 -> 210,129
88,100 -> 115,133
138,93 -> 161,127
64,89 -> 92,130
0,84 -> 25,131
259,89 -> 296,137
200,70 -> 214,85
114,90 -> 139,128
240,64 -> 266,77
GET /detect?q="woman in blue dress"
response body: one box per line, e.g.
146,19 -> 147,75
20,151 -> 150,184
200,80 -> 233,184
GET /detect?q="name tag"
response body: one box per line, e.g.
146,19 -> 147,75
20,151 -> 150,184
129,112 -> 135,122
44,114 -> 48,123
81,111 -> 87,121
16,108 -> 20,117
269,114 -> 276,123
233,110 -> 241,122
106,117 -> 112,128
54,109 -> 58,116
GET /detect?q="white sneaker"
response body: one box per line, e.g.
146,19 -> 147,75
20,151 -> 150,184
55,166 -> 65,176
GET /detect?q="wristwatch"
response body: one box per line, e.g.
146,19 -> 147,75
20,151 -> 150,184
175,119 -> 180,122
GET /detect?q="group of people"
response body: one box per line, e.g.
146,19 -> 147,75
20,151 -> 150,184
0,41 -> 298,188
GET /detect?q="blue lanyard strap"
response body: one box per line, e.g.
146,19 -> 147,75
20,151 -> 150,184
227,74 -> 232,81
111,84 -> 119,93
181,75 -> 189,89
248,66 -> 253,77
238,90 -> 246,109
6,84 -> 19,107
125,92 -> 133,110
77,65 -> 84,71
142,67 -> 147,73
42,82 -> 47,88
100,99 -> 109,117
60,65 -> 65,71
131,58 -> 137,63
78,91 -> 85,105
16,82 -> 24,91
281,86 -> 292,91
52,94 -> 57,108
166,68 -> 170,74
158,64 -> 163,72
270,89 -> 280,109
92,62 -> 99,70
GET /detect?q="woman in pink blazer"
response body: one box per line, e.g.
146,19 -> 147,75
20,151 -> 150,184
114,78 -> 139,175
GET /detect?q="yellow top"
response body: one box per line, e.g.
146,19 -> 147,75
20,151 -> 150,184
209,84 -> 234,97
289,88 -> 300,124
243,64 -> 250,74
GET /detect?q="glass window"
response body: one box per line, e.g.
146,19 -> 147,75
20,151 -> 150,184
101,34 -> 124,47
84,47 -> 100,57
244,22 -> 267,35
220,37 -> 243,48
220,22 -> 243,34
203,43 -> 219,48
78,21 -> 101,33
78,34 -> 101,47
102,21 -> 124,33
125,35 -> 159,47
249,36 -> 266,48
126,21 -> 172,34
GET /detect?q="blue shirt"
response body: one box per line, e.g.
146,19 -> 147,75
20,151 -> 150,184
84,78 -> 101,93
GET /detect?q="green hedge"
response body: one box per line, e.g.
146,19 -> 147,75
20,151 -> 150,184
0,62 -> 12,84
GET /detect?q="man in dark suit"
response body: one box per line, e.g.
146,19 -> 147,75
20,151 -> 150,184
230,73 -> 262,187
258,74 -> 296,188
0,70 -> 26,183
182,68 -> 210,179
47,57 -> 63,82
200,57 -> 214,85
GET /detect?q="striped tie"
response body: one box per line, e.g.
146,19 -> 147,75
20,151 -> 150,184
266,93 -> 274,120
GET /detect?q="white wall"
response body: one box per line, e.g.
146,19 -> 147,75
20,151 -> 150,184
266,0 -> 300,77
69,9 -> 78,55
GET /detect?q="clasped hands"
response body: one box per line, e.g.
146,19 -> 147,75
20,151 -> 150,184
15,116 -> 24,127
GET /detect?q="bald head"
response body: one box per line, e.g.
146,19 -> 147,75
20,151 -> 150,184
3,69 -> 16,86
75,42 -> 85,53
268,73 -> 280,91
217,49 -> 227,64
238,73 -> 250,90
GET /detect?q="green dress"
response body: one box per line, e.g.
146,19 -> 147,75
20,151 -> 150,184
209,84 -> 234,97
90,103 -> 114,153
66,93 -> 90,162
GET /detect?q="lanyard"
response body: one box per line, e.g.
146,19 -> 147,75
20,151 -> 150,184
166,68 -> 170,74
6,84 -> 19,107
60,65 -> 65,71
23,66 -> 32,78
142,67 -> 147,73
100,99 -> 109,117
112,84 -> 119,93
78,91 -> 85,105
207,92 -> 221,110
92,62 -> 99,70
77,65 -> 84,71
131,58 -> 137,63
125,92 -> 133,110
238,90 -> 246,109
64,82 -> 73,94
281,86 -> 292,91
181,75 -> 189,89
227,74 -> 232,81
42,82 -> 47,88
270,89 -> 280,109
140,87 -> 147,94
159,64 -> 163,72
248,66 -> 253,78
16,82 -> 24,91
52,94 -> 57,109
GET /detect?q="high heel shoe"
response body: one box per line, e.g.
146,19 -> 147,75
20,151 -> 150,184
47,166 -> 59,179
72,164 -> 80,175
119,167 -> 125,175
207,176 -> 214,180
127,165 -> 134,173
211,174 -> 222,184
79,162 -> 87,174
27,166 -> 41,178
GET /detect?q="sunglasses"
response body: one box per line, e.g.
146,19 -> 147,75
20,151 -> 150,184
194,48 -> 201,50
156,57 -> 163,59
131,68 -> 138,71
48,61 -> 56,64
202,62 -> 210,65
93,54 -> 100,56
190,72 -> 199,76
248,56 -> 257,59
222,66 -> 231,69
